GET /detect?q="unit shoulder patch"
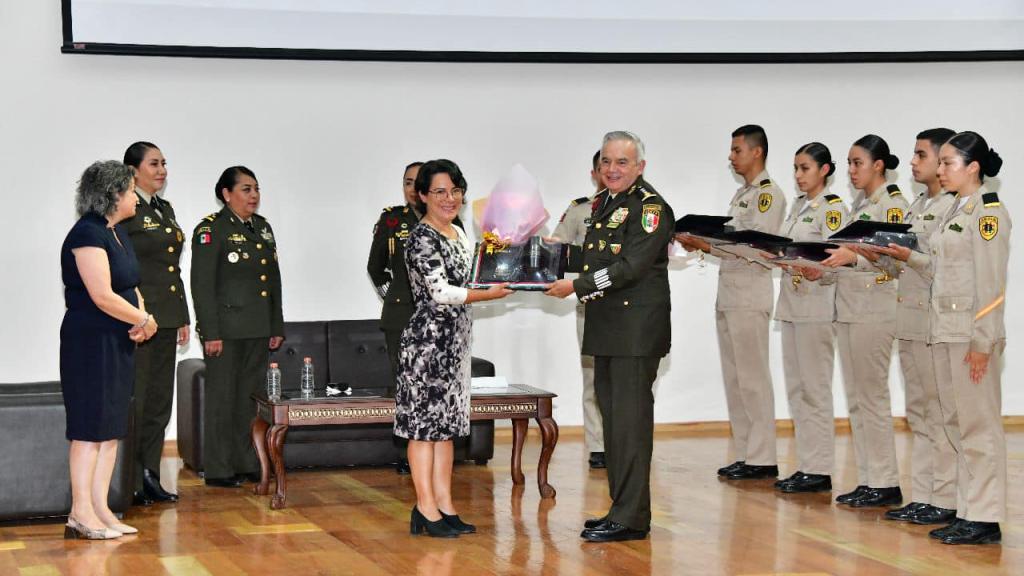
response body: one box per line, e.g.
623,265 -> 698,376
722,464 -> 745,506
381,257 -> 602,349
886,207 -> 904,223
641,204 -> 662,233
757,192 -> 773,213
825,194 -> 842,205
979,215 -> 999,241
825,210 -> 842,231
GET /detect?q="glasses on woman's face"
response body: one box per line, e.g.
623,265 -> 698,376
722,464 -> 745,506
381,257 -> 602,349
428,188 -> 465,199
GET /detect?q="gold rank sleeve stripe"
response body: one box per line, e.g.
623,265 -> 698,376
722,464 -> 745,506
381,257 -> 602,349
975,293 -> 1005,322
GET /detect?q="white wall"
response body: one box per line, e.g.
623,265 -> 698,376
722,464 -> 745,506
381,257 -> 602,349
3,2 -> 1022,440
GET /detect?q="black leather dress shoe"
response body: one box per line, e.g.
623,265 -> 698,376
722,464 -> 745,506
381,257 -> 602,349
835,485 -> 869,504
911,505 -> 957,525
774,471 -> 802,488
883,501 -> 929,521
717,461 -> 745,476
939,520 -> 1001,545
143,469 -> 178,503
725,464 -> 778,480
581,522 -> 649,542
583,516 -> 609,530
132,491 -> 154,507
395,461 -> 411,475
848,487 -> 903,508
777,473 -> 831,493
929,518 -> 966,540
588,452 -> 607,470
205,477 -> 243,488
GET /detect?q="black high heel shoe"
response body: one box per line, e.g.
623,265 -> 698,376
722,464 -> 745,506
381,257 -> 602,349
441,511 -> 476,534
410,506 -> 459,538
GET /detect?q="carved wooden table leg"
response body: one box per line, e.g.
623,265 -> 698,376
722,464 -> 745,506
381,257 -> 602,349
268,424 -> 289,509
535,398 -> 558,498
510,418 -> 528,486
251,416 -> 271,496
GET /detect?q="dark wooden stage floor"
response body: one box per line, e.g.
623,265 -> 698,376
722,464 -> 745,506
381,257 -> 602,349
1,425 -> 1020,575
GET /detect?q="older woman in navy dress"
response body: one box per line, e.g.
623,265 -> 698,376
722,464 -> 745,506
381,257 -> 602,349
60,161 -> 158,539
394,159 -> 511,538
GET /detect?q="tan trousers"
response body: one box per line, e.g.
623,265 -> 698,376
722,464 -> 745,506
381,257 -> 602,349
576,306 -> 603,452
932,342 -> 1006,522
716,310 -> 777,466
780,321 -> 835,476
899,339 -> 957,509
836,322 -> 899,488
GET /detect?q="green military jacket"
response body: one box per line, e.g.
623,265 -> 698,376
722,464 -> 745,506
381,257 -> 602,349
367,204 -> 421,331
566,178 -> 674,358
190,206 -> 284,341
121,191 -> 190,328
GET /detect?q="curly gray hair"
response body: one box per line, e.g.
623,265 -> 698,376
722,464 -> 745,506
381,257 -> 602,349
75,161 -> 136,217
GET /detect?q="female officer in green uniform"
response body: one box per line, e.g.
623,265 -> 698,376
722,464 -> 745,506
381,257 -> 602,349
121,142 -> 189,505
191,166 -> 284,487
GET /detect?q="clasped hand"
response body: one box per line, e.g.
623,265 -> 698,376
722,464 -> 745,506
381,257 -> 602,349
128,317 -> 159,343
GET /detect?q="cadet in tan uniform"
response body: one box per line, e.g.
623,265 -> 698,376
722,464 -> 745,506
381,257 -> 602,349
552,150 -> 607,470
191,166 -> 284,487
773,143 -> 847,493
121,142 -> 189,506
679,125 -> 786,480
826,135 -> 908,507
877,132 -> 1009,545
883,128 -> 959,524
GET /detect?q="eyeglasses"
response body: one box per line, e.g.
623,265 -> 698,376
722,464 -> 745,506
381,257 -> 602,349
428,188 -> 465,199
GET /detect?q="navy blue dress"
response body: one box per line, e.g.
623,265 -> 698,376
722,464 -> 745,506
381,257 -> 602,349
60,213 -> 140,441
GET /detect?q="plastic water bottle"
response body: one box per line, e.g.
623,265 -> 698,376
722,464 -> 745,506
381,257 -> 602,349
266,362 -> 282,402
300,357 -> 315,398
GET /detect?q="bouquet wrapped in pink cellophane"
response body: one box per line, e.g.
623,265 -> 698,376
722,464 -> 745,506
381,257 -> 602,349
477,164 -> 549,248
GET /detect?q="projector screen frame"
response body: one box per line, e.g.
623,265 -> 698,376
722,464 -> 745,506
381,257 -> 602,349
59,0 -> 1024,64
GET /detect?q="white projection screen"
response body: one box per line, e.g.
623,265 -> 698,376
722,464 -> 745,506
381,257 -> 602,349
62,0 -> 1024,62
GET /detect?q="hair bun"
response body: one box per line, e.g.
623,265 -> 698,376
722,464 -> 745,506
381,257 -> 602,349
885,154 -> 900,170
983,149 -> 1003,177
827,160 -> 837,178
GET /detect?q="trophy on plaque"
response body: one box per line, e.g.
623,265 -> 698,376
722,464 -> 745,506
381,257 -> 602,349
468,165 -> 567,291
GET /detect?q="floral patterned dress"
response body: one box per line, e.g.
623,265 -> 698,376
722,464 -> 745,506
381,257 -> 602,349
393,222 -> 473,441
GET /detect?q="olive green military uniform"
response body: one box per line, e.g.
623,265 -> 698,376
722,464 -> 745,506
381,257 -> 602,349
775,192 -> 847,476
710,170 -> 786,467
122,190 -> 190,492
835,182 -> 908,489
553,193 -> 607,454
191,207 -> 284,480
367,204 -> 421,378
906,187 -> 1011,523
895,190 -> 958,509
566,178 -> 673,531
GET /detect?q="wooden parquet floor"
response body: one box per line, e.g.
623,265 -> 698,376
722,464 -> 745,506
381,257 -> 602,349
0,426 -> 1021,576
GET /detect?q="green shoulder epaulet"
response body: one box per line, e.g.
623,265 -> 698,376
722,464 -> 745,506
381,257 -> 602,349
640,189 -> 658,201
887,184 -> 902,197
983,192 -> 1001,207
202,212 -> 220,222
758,178 -> 772,189
824,194 -> 842,204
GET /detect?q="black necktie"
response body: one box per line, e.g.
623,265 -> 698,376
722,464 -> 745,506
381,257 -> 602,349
245,220 -> 255,233
149,196 -> 163,217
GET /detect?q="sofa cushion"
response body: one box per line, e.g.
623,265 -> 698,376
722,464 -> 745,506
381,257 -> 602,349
268,321 -> 329,393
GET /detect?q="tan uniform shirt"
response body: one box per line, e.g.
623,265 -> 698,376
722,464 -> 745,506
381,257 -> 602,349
775,193 -> 848,322
894,190 -> 958,341
907,186 -> 1011,352
714,170 -> 787,312
835,183 -> 909,323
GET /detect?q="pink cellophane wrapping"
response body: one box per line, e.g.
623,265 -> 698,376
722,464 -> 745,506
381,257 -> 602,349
478,164 -> 549,246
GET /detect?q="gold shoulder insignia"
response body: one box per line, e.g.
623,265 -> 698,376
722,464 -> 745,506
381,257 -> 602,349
825,194 -> 842,204
886,184 -> 902,197
983,192 -> 1001,208
640,190 -> 658,201
758,179 -> 772,189
203,212 -> 219,222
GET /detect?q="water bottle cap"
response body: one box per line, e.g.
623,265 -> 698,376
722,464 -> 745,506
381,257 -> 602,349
304,357 -> 312,363
269,362 -> 278,368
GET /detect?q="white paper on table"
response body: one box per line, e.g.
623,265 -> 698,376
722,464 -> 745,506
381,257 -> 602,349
471,376 -> 510,390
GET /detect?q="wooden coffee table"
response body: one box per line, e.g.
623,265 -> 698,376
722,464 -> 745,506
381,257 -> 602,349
250,384 -> 558,509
